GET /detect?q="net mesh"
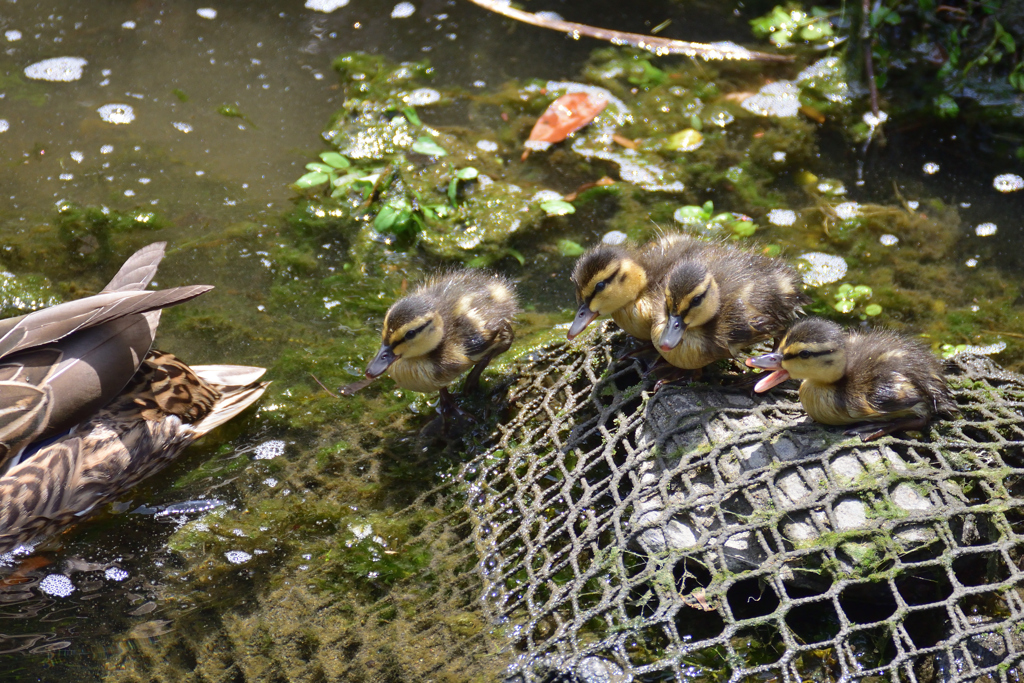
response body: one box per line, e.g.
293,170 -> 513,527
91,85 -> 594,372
457,323 -> 1024,682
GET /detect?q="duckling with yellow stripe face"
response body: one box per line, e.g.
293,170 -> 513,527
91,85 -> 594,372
747,317 -> 956,441
353,270 -> 518,418
652,244 -> 810,370
569,233 -> 701,341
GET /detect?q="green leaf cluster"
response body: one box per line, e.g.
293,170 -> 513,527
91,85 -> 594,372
750,5 -> 835,46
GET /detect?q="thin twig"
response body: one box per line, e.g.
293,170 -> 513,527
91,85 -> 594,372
862,0 -> 880,116
465,0 -> 792,63
309,373 -> 339,398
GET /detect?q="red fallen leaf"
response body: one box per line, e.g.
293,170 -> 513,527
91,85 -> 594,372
523,92 -> 607,160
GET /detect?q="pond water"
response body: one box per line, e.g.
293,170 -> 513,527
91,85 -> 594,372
1,0 -> 1022,680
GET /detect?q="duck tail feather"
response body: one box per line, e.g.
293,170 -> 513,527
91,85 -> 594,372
101,242 -> 167,293
191,381 -> 270,436
190,365 -> 268,388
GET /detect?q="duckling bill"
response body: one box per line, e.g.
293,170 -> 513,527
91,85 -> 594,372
652,242 -> 810,371
748,317 -> 955,441
344,270 -> 518,419
568,233 -> 700,341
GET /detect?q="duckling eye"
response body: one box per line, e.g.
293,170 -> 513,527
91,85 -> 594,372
405,328 -> 419,341
799,350 -> 812,359
691,292 -> 706,306
594,281 -> 608,293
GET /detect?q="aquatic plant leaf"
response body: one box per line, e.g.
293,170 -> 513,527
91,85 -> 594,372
306,163 -> 334,173
540,200 -> 575,216
411,136 -> 447,156
527,92 -> 607,146
731,221 -> 756,238
402,106 -> 422,126
556,239 -> 585,257
865,304 -> 882,316
319,152 -> 350,169
295,172 -> 330,188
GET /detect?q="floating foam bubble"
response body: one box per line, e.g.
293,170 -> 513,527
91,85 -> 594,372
922,162 -> 940,175
25,57 -> 87,82
391,2 -> 415,18
767,209 -> 796,226
966,258 -> 978,267
405,88 -> 439,106
834,202 -> 860,220
879,234 -> 898,246
253,440 -> 285,460
797,252 -> 847,286
975,223 -> 997,237
476,140 -> 498,152
0,120 -> 10,134
907,200 -> 919,210
530,190 -> 563,203
98,104 -> 134,124
172,121 -> 193,133
39,574 -> 75,597
70,151 -> 84,163
104,567 -> 129,582
305,0 -> 350,10
196,8 -> 217,19
772,151 -> 786,162
5,30 -> 22,41
225,551 -> 252,564
602,230 -> 627,245
993,174 -> 1023,193
740,81 -> 800,118
122,20 -> 136,29
100,145 -> 114,154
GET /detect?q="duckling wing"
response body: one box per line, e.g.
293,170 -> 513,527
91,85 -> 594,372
0,286 -> 211,361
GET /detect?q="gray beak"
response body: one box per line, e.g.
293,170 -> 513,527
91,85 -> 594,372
658,315 -> 686,351
747,352 -> 784,370
567,304 -> 599,340
365,343 -> 397,378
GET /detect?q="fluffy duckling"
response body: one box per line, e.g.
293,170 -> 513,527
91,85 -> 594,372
344,270 -> 518,418
747,317 -> 955,441
568,233 -> 701,340
652,244 -> 810,370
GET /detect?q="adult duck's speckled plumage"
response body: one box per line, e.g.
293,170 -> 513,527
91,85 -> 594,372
569,233 -> 702,341
748,317 -> 955,441
0,243 -> 268,554
652,241 -> 810,370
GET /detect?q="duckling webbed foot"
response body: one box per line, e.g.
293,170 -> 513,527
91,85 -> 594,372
438,387 -> 477,425
652,368 -> 703,393
845,416 -> 931,442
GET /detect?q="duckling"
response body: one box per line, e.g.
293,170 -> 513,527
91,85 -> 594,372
568,232 -> 701,341
747,317 -> 955,441
0,243 -> 268,553
344,270 -> 518,419
652,243 -> 810,370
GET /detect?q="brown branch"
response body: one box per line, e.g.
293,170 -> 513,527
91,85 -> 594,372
466,0 -> 793,63
862,0 -> 880,116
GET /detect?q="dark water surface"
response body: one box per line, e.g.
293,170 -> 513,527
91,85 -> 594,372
1,0 -> 1022,680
